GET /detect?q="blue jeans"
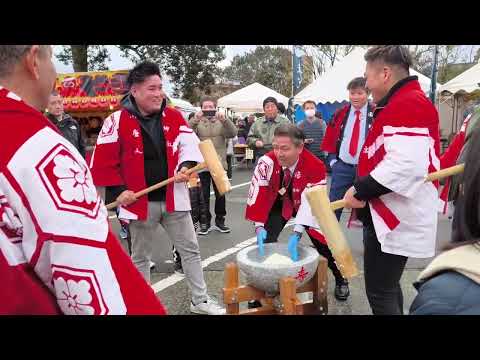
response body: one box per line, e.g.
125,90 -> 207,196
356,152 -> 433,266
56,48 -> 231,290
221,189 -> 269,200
329,159 -> 357,221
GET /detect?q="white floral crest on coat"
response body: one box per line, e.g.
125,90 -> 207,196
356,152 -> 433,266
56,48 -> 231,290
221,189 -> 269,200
54,277 -> 95,315
53,154 -> 97,204
0,195 -> 23,237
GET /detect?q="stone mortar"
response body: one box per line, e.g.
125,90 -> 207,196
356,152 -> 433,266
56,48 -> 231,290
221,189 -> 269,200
236,243 -> 320,295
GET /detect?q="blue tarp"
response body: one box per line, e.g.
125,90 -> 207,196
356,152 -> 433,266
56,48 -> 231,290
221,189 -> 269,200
317,101 -> 349,124
294,105 -> 305,123
294,101 -> 349,124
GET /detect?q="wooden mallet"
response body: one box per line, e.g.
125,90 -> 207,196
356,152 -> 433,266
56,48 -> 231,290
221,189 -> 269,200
105,139 -> 231,210
303,163 -> 465,279
329,163 -> 465,211
305,185 -> 359,279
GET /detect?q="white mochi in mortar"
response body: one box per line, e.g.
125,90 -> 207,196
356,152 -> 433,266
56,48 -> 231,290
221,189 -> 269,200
262,253 -> 294,265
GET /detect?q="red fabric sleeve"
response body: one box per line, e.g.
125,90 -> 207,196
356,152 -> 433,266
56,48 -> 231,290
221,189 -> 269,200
245,155 -> 276,224
440,131 -> 465,169
320,106 -> 347,154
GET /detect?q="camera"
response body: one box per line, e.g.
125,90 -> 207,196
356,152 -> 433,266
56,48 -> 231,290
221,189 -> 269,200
202,110 -> 217,117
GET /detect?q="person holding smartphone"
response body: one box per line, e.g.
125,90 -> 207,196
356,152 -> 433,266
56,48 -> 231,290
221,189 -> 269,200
189,97 -> 237,235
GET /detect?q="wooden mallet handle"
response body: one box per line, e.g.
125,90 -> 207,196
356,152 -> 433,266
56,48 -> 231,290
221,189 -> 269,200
105,162 -> 206,210
329,163 -> 465,211
306,185 -> 359,279
426,163 -> 464,182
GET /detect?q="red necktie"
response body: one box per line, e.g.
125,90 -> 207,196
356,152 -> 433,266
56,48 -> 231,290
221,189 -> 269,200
349,110 -> 361,157
282,168 -> 294,220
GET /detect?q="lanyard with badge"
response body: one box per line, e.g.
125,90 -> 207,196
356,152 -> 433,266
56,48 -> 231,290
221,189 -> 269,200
278,168 -> 292,196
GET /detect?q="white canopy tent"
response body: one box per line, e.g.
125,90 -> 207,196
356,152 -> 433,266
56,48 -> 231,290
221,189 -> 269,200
294,47 -> 440,105
168,97 -> 199,119
438,61 -> 480,95
437,62 -> 480,138
169,97 -> 198,112
217,82 -> 289,113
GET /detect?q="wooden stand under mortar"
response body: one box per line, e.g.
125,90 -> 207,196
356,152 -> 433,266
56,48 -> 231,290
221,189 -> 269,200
223,258 -> 328,315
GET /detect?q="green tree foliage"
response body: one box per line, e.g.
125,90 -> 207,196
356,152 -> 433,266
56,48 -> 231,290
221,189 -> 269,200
221,46 -> 306,97
56,45 -> 110,72
56,45 -> 225,103
117,45 -> 225,103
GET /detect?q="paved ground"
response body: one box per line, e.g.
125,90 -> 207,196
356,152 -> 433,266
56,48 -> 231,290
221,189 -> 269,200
109,162 -> 453,315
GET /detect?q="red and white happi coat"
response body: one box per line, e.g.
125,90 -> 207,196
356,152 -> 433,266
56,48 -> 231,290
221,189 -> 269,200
0,87 -> 165,315
89,107 -> 203,221
245,149 -> 328,244
438,114 -> 471,214
357,79 -> 441,258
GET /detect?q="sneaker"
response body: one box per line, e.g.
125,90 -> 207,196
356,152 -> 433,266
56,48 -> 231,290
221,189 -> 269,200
193,221 -> 200,233
190,296 -> 226,315
149,261 -> 156,270
198,223 -> 211,236
214,219 -> 231,233
173,262 -> 184,276
119,225 -> 129,240
334,278 -> 350,301
247,300 -> 262,309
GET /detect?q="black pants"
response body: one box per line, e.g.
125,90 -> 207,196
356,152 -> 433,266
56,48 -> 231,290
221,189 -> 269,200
226,155 -> 233,179
189,185 -> 208,226
363,223 -> 408,315
264,203 -> 344,284
199,171 -> 226,225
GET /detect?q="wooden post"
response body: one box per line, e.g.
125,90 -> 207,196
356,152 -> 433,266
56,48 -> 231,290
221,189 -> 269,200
280,277 -> 298,315
313,258 -> 328,315
224,262 -> 240,315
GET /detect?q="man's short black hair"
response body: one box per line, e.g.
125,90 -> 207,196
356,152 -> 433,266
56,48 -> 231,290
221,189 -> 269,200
274,123 -> 305,146
364,45 -> 412,74
277,102 -> 286,114
126,61 -> 161,89
347,77 -> 367,91
263,96 -> 278,109
302,100 -> 317,109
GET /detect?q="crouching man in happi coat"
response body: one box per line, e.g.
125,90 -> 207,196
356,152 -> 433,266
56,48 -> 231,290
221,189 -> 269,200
245,123 -> 349,308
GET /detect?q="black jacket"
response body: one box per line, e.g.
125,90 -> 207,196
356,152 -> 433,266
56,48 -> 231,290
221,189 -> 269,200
47,113 -> 86,158
106,95 -> 196,205
121,95 -> 169,202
